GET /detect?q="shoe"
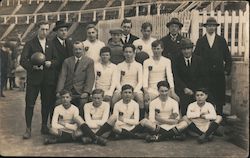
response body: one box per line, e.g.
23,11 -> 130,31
44,137 -> 57,145
41,125 -> 50,135
81,137 -> 93,144
197,134 -> 209,144
145,134 -> 160,143
23,128 -> 31,139
94,136 -> 107,146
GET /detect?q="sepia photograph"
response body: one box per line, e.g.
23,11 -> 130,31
0,0 -> 249,157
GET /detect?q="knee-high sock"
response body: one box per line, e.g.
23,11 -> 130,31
158,127 -> 178,139
205,122 -> 219,137
57,131 -> 73,143
80,123 -> 96,139
96,122 -> 112,136
188,122 -> 203,136
121,129 -> 135,138
139,109 -> 145,121
130,124 -> 144,133
25,106 -> 34,128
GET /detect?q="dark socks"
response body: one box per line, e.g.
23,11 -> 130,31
188,122 -> 203,136
57,131 -> 73,143
205,122 -> 219,137
25,106 -> 34,128
120,129 -> 135,138
158,127 -> 177,139
131,124 -> 144,133
80,123 -> 96,139
96,122 -> 112,136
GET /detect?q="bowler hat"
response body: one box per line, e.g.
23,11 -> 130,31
109,28 -> 123,34
180,38 -> 193,49
166,18 -> 183,28
53,20 -> 70,31
203,17 -> 220,27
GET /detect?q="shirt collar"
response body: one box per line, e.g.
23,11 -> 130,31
75,56 -> 82,62
57,37 -> 65,45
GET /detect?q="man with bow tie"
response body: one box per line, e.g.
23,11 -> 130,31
21,21 -> 58,139
161,18 -> 184,61
56,41 -> 95,118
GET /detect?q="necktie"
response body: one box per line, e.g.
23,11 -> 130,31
125,36 -> 128,43
187,59 -> 191,67
74,59 -> 80,72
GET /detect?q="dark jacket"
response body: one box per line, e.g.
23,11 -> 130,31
20,36 -> 58,86
122,33 -> 139,44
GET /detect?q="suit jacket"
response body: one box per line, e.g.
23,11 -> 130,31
50,37 -> 73,73
20,36 -> 57,86
122,33 -> 139,44
173,54 -> 206,93
57,56 -> 95,95
194,34 -> 232,105
160,34 -> 184,61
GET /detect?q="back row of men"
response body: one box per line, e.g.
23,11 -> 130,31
20,17 -> 232,143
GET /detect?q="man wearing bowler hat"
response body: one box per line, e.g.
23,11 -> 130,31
161,17 -> 184,61
194,17 -> 232,115
21,21 -> 57,139
173,38 -> 206,116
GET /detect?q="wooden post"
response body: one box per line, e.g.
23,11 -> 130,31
202,10 -> 207,35
224,11 -> 229,42
17,0 -> 20,5
57,14 -> 60,21
136,5 -> 139,17
66,12 -> 69,22
93,10 -> 96,21
217,11 -> 221,35
120,0 -> 125,19
231,11 -> 236,56
78,12 -> 81,22
15,16 -> 18,24
147,4 -> 151,15
45,14 -> 48,21
102,10 -> 106,20
7,0 -> 9,6
244,4 -> 249,62
26,15 -> 29,24
238,10 -> 243,56
34,15 -> 37,23
157,3 -> 161,16
191,10 -> 199,44
4,16 -> 7,24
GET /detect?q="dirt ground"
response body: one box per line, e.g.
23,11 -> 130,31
0,89 -> 248,157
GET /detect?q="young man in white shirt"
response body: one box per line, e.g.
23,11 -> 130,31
94,46 -> 117,103
82,24 -> 105,63
44,90 -> 107,146
112,44 -> 144,119
183,88 -> 222,144
133,22 -> 156,57
143,40 -> 179,112
131,81 -> 188,142
94,84 -> 140,139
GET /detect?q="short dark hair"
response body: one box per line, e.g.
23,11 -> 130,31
73,41 -> 84,48
36,20 -> 49,28
141,22 -> 153,31
59,89 -> 72,96
121,84 -> 134,92
121,18 -> 132,27
92,89 -> 104,97
195,88 -> 209,95
86,24 -> 98,32
100,46 -> 111,56
123,43 -> 136,52
151,40 -> 164,48
157,81 -> 170,90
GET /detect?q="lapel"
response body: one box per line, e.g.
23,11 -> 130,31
69,56 -> 76,73
73,56 -> 88,74
54,37 -> 65,53
204,34 -> 217,49
34,36 -> 44,53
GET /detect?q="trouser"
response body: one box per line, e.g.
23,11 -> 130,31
178,92 -> 195,116
25,83 -> 56,128
1,74 -> 7,94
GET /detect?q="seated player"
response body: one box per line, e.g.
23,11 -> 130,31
183,88 -> 223,144
94,84 -> 139,139
94,47 -> 118,103
132,81 -> 188,142
82,89 -> 110,143
112,44 -> 144,119
44,90 -> 107,146
143,40 -> 179,112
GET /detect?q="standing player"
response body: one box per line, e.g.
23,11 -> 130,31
94,46 -> 118,103
133,22 -> 156,57
143,40 -> 179,112
131,81 -> 188,142
112,44 -> 144,119
82,24 -> 105,63
94,84 -> 139,139
183,88 -> 223,144
21,21 -> 57,138
44,90 -> 107,146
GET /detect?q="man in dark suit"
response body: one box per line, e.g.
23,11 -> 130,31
161,18 -> 184,61
194,17 -> 232,115
121,18 -> 139,44
56,41 -> 95,117
21,21 -> 58,139
173,38 -> 206,116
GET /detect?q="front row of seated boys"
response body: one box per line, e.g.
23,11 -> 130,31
44,81 -> 222,146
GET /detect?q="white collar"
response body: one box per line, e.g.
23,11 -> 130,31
75,56 -> 82,62
57,37 -> 65,45
184,56 -> 192,60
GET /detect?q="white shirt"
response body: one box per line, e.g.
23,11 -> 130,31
122,34 -> 130,43
82,39 -> 105,63
113,99 -> 139,131
38,37 -> 46,53
133,37 -> 156,57
149,97 -> 180,123
74,56 -> 82,63
187,101 -> 217,120
184,57 -> 192,66
143,57 -> 174,90
117,60 -> 143,93
206,33 -> 216,48
84,101 -> 110,132
51,104 -> 79,133
57,37 -> 65,46
94,62 -> 118,96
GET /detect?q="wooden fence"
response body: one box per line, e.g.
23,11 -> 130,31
97,4 -> 249,61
